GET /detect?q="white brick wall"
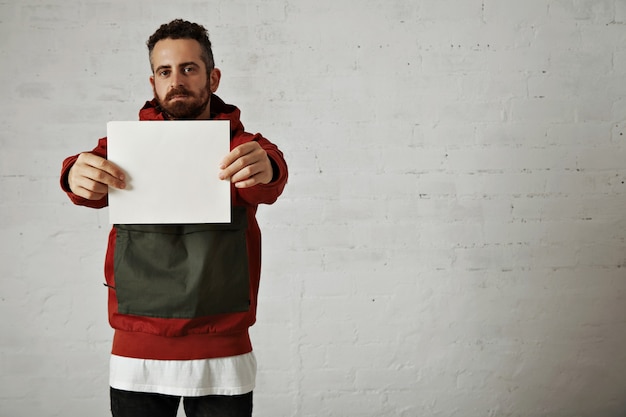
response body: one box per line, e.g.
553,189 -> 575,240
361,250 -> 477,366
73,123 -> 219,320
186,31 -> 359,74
1,1 -> 626,416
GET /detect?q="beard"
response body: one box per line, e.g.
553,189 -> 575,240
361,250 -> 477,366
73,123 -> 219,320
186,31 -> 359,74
155,84 -> 211,120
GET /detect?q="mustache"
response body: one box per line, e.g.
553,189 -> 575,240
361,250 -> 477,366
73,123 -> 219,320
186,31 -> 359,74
165,87 -> 195,101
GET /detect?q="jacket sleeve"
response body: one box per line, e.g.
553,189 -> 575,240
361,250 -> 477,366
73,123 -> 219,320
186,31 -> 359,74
59,137 -> 109,209
232,133 -> 288,206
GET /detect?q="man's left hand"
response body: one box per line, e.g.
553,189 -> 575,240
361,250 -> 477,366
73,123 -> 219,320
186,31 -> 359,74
219,141 -> 273,188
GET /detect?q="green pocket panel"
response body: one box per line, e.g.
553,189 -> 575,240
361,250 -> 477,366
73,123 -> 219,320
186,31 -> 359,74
113,206 -> 250,319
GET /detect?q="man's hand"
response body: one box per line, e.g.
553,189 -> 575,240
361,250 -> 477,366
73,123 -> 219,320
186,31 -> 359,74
219,142 -> 273,188
68,153 -> 126,200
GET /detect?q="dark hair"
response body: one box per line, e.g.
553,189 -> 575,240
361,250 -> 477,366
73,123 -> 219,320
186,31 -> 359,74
147,19 -> 215,74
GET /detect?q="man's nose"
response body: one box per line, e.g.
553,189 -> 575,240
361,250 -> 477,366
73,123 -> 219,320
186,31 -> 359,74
170,70 -> 184,88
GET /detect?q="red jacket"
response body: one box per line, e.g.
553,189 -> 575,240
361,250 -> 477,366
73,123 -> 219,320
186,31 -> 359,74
60,95 -> 288,360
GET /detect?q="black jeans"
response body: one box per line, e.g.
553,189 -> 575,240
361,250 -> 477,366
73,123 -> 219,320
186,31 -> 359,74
110,388 -> 253,417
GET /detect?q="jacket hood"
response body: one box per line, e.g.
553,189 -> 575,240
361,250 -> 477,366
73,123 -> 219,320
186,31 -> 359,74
138,94 -> 245,136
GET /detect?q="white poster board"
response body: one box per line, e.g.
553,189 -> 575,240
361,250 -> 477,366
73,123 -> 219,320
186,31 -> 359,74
107,120 -> 231,224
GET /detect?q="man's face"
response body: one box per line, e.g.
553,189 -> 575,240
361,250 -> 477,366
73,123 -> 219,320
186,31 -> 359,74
149,38 -> 220,120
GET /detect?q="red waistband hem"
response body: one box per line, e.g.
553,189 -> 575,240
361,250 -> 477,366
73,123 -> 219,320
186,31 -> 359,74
112,329 -> 252,360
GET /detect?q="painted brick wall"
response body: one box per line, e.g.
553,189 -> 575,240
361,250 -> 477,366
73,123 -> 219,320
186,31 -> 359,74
2,1 -> 626,416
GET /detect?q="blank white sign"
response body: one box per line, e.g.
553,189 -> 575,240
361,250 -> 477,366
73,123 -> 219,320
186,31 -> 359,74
107,120 -> 231,224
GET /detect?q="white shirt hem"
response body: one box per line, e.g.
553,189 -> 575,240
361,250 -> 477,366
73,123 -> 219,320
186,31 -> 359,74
109,352 -> 257,397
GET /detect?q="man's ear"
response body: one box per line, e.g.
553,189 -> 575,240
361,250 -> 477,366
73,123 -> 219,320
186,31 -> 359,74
209,68 -> 221,93
149,75 -> 155,89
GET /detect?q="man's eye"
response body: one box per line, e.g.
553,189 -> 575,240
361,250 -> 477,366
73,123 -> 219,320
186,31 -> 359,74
184,67 -> 195,73
159,70 -> 170,77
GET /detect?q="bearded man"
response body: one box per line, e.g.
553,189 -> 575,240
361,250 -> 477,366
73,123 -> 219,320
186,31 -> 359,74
60,19 -> 288,417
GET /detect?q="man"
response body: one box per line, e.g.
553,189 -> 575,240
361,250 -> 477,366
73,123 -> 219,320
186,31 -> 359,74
60,19 -> 288,417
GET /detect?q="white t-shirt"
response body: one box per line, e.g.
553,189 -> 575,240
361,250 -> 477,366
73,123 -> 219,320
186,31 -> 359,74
109,352 -> 257,397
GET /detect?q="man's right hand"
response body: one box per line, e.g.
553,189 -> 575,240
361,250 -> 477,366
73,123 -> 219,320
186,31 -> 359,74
68,153 -> 126,200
